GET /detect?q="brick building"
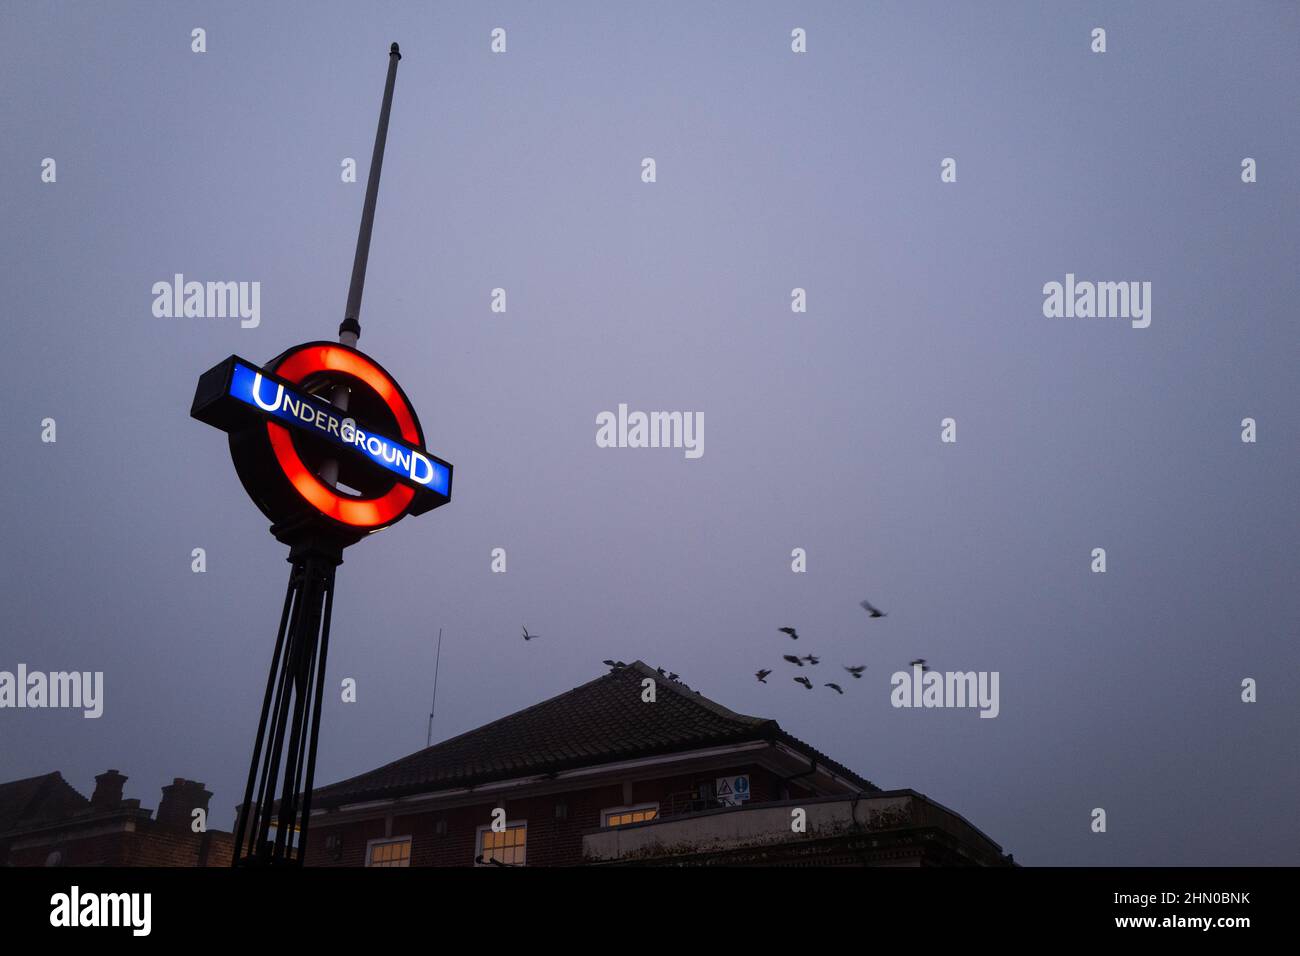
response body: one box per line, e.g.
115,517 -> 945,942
301,661 -> 1013,867
0,769 -> 233,867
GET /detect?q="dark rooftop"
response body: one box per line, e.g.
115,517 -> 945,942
311,661 -> 878,807
0,772 -> 90,833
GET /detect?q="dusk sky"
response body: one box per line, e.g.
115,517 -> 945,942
2,2 -> 1297,866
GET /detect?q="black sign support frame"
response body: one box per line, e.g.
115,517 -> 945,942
233,537 -> 340,866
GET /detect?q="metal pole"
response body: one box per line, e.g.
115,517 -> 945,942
323,42 -> 399,484
273,563 -> 320,859
296,565 -> 335,863
232,576 -> 296,864
339,42 -> 402,347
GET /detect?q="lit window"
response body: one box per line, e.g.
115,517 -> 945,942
476,822 -> 527,866
265,824 -> 301,853
602,804 -> 659,827
367,837 -> 411,867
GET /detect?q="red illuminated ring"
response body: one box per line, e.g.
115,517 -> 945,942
266,345 -> 417,529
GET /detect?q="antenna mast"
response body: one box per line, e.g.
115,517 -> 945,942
426,627 -> 443,747
339,42 -> 402,347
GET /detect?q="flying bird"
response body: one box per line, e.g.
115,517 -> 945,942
908,658 -> 927,668
844,665 -> 866,679
778,627 -> 799,640
801,655 -> 820,666
755,669 -> 771,684
603,659 -> 628,669
522,627 -> 540,641
860,599 -> 886,618
782,654 -> 804,667
793,676 -> 813,689
824,683 -> 844,694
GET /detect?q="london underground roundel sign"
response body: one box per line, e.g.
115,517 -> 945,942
191,341 -> 452,540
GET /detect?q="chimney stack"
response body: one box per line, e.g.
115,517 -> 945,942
156,778 -> 213,829
91,769 -> 126,809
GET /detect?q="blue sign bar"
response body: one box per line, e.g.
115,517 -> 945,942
227,360 -> 450,496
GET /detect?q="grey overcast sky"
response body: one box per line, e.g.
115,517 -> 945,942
1,2 -> 1297,865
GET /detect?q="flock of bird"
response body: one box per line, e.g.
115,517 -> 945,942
755,598 -> 928,695
523,596 -> 930,698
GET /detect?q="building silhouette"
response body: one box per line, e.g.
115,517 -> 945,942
300,661 -> 1013,866
0,770 -> 232,867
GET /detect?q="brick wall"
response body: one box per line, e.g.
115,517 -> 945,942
121,827 -> 234,867
6,823 -> 234,867
304,763 -> 813,867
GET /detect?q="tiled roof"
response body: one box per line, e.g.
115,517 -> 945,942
312,661 -> 877,807
0,772 -> 89,833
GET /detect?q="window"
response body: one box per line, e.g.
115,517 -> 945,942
602,803 -> 659,827
265,824 -> 301,856
476,822 -> 527,866
366,837 -> 411,867
324,833 -> 344,862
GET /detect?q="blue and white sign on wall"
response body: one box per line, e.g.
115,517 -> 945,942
716,774 -> 751,807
